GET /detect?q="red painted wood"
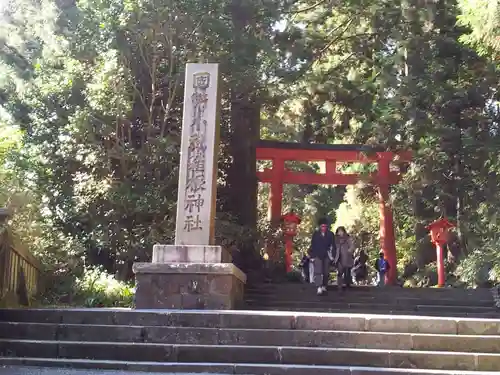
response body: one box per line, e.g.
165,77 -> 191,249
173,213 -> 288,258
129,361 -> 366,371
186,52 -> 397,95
325,160 -> 336,175
284,237 -> 293,273
378,184 -> 397,285
258,145 -> 410,281
436,243 -> 445,287
269,158 -> 285,224
257,169 -> 402,185
256,148 -> 411,163
377,158 -> 397,285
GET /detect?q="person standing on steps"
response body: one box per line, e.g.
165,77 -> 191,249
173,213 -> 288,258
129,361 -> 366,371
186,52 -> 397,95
299,252 -> 311,283
374,251 -> 391,287
308,218 -> 336,295
334,226 -> 355,290
352,249 -> 369,285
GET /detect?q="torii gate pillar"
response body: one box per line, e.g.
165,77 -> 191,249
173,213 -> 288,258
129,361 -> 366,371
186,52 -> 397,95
378,155 -> 397,285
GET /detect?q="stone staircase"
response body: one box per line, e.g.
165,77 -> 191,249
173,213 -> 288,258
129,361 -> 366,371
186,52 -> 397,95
244,283 -> 499,318
1,307 -> 500,374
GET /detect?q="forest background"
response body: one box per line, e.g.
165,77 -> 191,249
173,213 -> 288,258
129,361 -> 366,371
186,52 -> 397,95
0,0 -> 499,306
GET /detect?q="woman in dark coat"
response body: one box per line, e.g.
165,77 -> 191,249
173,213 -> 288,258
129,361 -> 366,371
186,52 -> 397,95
334,226 -> 355,289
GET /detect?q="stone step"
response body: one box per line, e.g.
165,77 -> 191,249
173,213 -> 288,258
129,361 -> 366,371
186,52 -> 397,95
2,309 -> 500,334
243,297 -> 500,312
246,283 -> 493,292
1,339 -> 500,371
245,285 -> 494,299
2,322 -> 500,353
243,292 -> 495,307
3,359 -> 500,375
244,305 -> 500,319
243,299 -> 497,314
242,303 -> 498,315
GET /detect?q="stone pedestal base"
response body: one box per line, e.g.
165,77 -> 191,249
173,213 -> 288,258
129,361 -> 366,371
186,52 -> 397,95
132,263 -> 246,309
152,244 -> 232,263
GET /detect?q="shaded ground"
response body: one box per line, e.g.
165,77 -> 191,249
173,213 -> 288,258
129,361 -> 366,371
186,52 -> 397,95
0,367 -> 219,375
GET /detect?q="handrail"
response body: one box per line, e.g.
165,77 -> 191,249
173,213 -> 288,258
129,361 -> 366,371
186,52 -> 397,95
0,208 -> 41,305
0,234 -> 41,305
10,245 -> 42,271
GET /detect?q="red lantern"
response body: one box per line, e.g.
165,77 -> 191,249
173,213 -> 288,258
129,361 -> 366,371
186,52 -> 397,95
282,211 -> 301,237
281,211 -> 301,273
425,217 -> 456,287
426,218 -> 455,246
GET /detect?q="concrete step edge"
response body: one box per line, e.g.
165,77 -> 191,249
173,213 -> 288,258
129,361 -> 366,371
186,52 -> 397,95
244,292 -> 494,299
2,327 -> 500,354
246,289 -> 494,294
242,305 -> 499,315
2,309 -> 500,333
3,322 -> 500,338
243,300 -> 496,310
244,299 -> 500,310
242,306 -> 500,315
241,308 -> 500,319
245,288 -> 494,295
2,308 -> 500,320
2,343 -> 500,371
244,298 -> 495,305
243,294 -> 496,304
3,338 -> 500,355
244,291 -> 494,297
1,358 -> 499,375
244,291 -> 494,298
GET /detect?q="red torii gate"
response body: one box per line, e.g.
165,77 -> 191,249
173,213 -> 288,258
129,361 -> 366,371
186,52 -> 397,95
256,140 -> 411,285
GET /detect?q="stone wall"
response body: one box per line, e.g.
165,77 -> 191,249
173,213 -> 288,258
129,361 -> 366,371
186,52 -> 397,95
133,263 -> 246,309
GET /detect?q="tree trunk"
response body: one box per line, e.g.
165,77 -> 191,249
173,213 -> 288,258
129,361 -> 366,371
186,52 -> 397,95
228,92 -> 259,229
224,0 -> 260,269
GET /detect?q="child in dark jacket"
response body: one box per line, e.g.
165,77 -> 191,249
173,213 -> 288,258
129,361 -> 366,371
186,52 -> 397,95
374,251 -> 390,287
299,254 -> 311,283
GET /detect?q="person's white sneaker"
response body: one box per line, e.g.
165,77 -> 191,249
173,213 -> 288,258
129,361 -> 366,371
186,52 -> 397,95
317,287 -> 323,295
321,286 -> 327,293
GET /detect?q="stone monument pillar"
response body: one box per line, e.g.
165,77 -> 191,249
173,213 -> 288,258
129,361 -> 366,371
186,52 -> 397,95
133,63 -> 246,309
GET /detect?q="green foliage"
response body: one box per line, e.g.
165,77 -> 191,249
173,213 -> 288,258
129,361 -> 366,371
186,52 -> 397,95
285,269 -> 303,283
41,266 -> 134,307
0,0 -> 295,284
457,0 -> 500,58
75,268 -> 135,308
2,0 -> 500,292
267,0 -> 500,286
456,240 -> 500,288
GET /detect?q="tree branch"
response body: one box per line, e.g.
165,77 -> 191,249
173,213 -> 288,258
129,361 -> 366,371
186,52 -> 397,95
292,16 -> 356,81
284,0 -> 331,14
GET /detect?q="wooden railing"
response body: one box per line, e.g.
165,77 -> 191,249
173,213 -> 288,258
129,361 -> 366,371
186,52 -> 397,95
0,212 -> 42,306
0,245 -> 41,304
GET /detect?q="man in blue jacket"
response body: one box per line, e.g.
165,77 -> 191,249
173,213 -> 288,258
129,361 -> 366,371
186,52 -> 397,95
309,218 -> 336,295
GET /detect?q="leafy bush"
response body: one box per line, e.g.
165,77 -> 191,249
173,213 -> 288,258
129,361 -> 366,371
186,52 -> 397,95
74,268 -> 135,307
285,269 -> 303,283
403,262 -> 438,287
41,266 -> 135,308
456,240 -> 500,288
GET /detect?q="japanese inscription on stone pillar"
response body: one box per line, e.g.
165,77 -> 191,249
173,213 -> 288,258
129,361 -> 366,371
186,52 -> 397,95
175,64 -> 220,246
